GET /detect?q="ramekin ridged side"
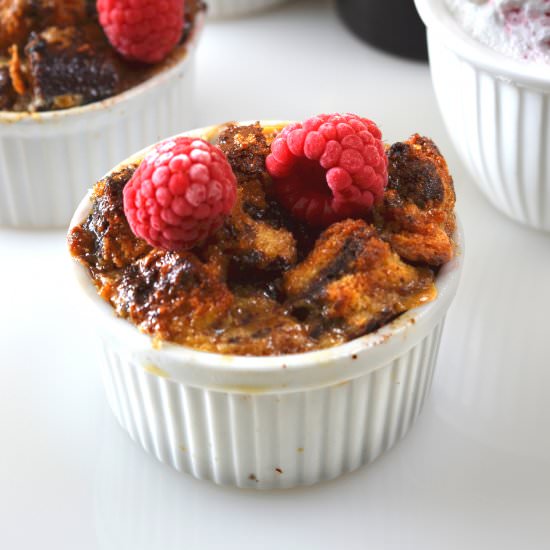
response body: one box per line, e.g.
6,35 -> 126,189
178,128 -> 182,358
207,0 -> 290,18
415,0 -> 550,232
69,121 -> 463,490
99,322 -> 444,489
0,20 -> 202,229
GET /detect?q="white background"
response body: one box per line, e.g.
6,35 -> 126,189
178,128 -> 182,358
1,1 -> 550,548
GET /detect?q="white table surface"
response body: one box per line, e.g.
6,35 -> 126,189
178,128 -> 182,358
1,1 -> 550,548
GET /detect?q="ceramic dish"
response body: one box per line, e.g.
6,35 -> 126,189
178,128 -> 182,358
415,0 -> 550,231
68,122 -> 464,489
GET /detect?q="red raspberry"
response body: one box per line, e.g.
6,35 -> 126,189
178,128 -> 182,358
97,0 -> 184,63
266,113 -> 388,227
123,137 -> 237,251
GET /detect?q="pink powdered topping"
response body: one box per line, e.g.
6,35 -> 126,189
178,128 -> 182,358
446,0 -> 550,64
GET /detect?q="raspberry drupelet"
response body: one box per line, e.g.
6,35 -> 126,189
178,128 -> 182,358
123,137 -> 237,251
266,113 -> 389,227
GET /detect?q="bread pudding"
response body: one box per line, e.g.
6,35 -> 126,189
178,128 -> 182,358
69,117 -> 457,356
0,0 -> 205,112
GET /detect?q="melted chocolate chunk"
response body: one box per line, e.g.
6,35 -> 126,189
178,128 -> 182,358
25,27 -> 119,111
0,66 -> 15,110
387,140 -> 444,209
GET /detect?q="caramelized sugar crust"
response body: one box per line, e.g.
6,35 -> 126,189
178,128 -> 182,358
69,165 -> 151,272
213,124 -> 299,272
69,123 -> 456,356
284,219 -> 436,341
374,134 -> 456,266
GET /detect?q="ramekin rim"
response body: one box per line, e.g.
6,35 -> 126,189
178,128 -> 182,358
414,0 -> 550,88
0,12 -> 205,123
68,121 -> 464,372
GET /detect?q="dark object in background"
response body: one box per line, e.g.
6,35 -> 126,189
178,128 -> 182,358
336,0 -> 428,61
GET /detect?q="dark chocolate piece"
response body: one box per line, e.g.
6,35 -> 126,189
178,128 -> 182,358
0,65 -> 15,110
25,26 -> 119,111
387,140 -> 445,209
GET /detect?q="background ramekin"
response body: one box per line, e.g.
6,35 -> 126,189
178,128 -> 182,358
415,0 -> 550,232
0,16 -> 203,229
69,122 -> 463,489
207,0 -> 290,18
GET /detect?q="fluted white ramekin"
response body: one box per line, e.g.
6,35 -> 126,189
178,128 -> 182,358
0,16 -> 203,229
69,122 -> 463,489
207,0 -> 290,18
415,0 -> 550,232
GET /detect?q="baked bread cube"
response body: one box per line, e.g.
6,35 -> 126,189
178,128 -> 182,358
375,134 -> 456,266
284,219 -> 436,340
24,26 -> 118,111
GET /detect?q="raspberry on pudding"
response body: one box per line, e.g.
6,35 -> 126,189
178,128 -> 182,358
69,115 -> 457,356
123,137 -> 238,251
97,0 -> 185,63
266,114 -> 388,227
0,0 -> 205,112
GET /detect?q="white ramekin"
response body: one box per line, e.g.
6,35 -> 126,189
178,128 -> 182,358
207,0 -> 290,18
415,0 -> 550,232
69,123 -> 463,489
0,17 -> 203,229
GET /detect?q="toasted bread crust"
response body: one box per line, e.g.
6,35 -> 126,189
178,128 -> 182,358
284,219 -> 435,340
375,134 -> 456,266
